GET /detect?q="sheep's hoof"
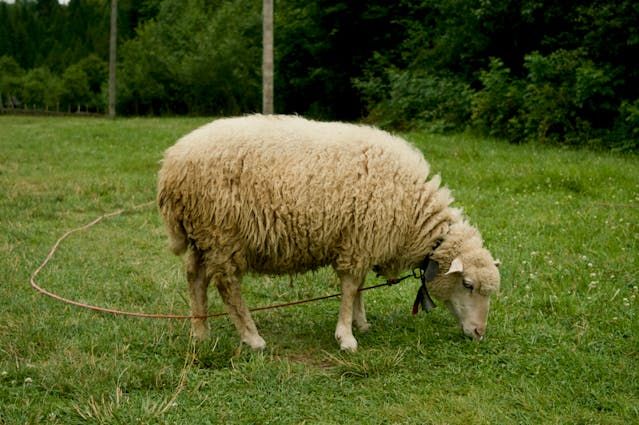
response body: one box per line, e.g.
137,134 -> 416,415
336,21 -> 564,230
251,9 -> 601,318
355,321 -> 371,332
191,323 -> 210,341
243,334 -> 267,351
336,333 -> 358,352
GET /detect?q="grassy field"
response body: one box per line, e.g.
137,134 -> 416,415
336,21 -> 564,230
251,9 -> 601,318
1,116 -> 637,424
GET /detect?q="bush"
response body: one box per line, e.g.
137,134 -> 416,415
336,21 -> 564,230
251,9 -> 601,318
61,63 -> 90,111
612,99 -> 639,151
20,67 -> 62,110
522,49 -> 615,146
118,0 -> 261,115
471,50 -> 624,149
358,69 -> 473,131
471,58 -> 525,143
0,55 -> 23,108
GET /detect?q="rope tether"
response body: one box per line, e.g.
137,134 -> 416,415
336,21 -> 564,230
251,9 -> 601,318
29,202 -> 414,320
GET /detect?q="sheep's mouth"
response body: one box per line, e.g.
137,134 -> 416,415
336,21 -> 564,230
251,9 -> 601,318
461,325 -> 484,341
443,301 -> 483,340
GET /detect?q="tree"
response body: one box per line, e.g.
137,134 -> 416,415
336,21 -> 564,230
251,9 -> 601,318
21,67 -> 57,109
117,37 -> 165,115
0,55 -> 23,108
118,0 -> 261,115
61,63 -> 90,112
109,0 -> 117,117
274,1 -> 411,119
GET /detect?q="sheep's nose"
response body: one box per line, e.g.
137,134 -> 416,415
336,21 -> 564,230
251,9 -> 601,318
474,326 -> 485,340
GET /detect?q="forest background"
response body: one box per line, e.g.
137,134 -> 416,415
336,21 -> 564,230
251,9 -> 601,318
0,0 -> 638,151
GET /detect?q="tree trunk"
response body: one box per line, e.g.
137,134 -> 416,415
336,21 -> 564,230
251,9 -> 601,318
262,0 -> 274,114
108,0 -> 118,118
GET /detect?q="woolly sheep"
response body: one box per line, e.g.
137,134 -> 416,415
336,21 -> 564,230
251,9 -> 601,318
157,114 -> 501,351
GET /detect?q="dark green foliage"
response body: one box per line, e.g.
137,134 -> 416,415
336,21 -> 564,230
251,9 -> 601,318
61,63 -> 90,111
521,49 -> 615,146
0,0 -> 637,150
471,58 -> 525,143
53,54 -> 108,113
356,0 -> 639,150
274,1 -> 411,120
0,0 -> 154,112
357,69 -> 472,131
20,67 -> 60,109
470,51 -> 622,147
0,55 -> 23,108
614,100 -> 639,151
117,0 -> 262,115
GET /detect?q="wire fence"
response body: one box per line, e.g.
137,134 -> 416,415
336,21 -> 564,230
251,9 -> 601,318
0,106 -> 104,117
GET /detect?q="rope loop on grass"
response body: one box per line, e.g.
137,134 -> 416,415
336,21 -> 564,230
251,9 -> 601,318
27,201 -> 208,319
29,202 -> 414,320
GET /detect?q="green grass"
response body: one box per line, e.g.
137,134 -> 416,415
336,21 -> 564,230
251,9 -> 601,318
1,116 -> 637,424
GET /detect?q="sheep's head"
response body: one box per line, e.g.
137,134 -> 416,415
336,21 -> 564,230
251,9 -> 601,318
427,224 -> 501,340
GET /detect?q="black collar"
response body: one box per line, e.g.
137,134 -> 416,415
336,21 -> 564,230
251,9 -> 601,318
412,238 -> 444,314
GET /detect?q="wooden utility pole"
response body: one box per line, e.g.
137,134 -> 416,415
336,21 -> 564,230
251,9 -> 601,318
262,0 -> 274,114
108,0 -> 117,118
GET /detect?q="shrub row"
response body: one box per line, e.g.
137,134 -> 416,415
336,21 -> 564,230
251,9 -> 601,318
359,51 -> 637,151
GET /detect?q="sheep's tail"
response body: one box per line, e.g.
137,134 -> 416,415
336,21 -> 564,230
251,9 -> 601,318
157,190 -> 188,256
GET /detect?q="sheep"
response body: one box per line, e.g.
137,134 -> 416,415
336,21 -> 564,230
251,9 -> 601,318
157,114 -> 501,351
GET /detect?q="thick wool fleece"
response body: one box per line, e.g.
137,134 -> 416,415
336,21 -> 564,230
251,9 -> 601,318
157,114 -> 459,280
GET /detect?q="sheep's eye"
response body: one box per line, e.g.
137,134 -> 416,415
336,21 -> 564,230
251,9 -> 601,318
462,280 -> 474,291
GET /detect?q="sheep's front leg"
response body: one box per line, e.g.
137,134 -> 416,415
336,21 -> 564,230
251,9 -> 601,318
186,248 -> 210,340
215,276 -> 266,350
335,272 -> 364,352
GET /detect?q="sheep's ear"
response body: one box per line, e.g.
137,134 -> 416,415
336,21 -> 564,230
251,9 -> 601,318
445,257 -> 464,275
494,259 -> 501,268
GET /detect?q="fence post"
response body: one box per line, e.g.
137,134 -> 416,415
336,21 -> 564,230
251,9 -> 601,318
108,0 -> 118,118
262,0 -> 274,115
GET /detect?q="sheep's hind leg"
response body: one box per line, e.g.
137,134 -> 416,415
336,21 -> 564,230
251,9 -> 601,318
353,290 -> 371,332
335,272 -> 365,352
186,248 -> 210,340
215,276 -> 266,350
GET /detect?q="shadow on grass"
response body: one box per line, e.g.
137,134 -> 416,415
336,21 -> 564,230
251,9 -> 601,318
188,303 -> 473,375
